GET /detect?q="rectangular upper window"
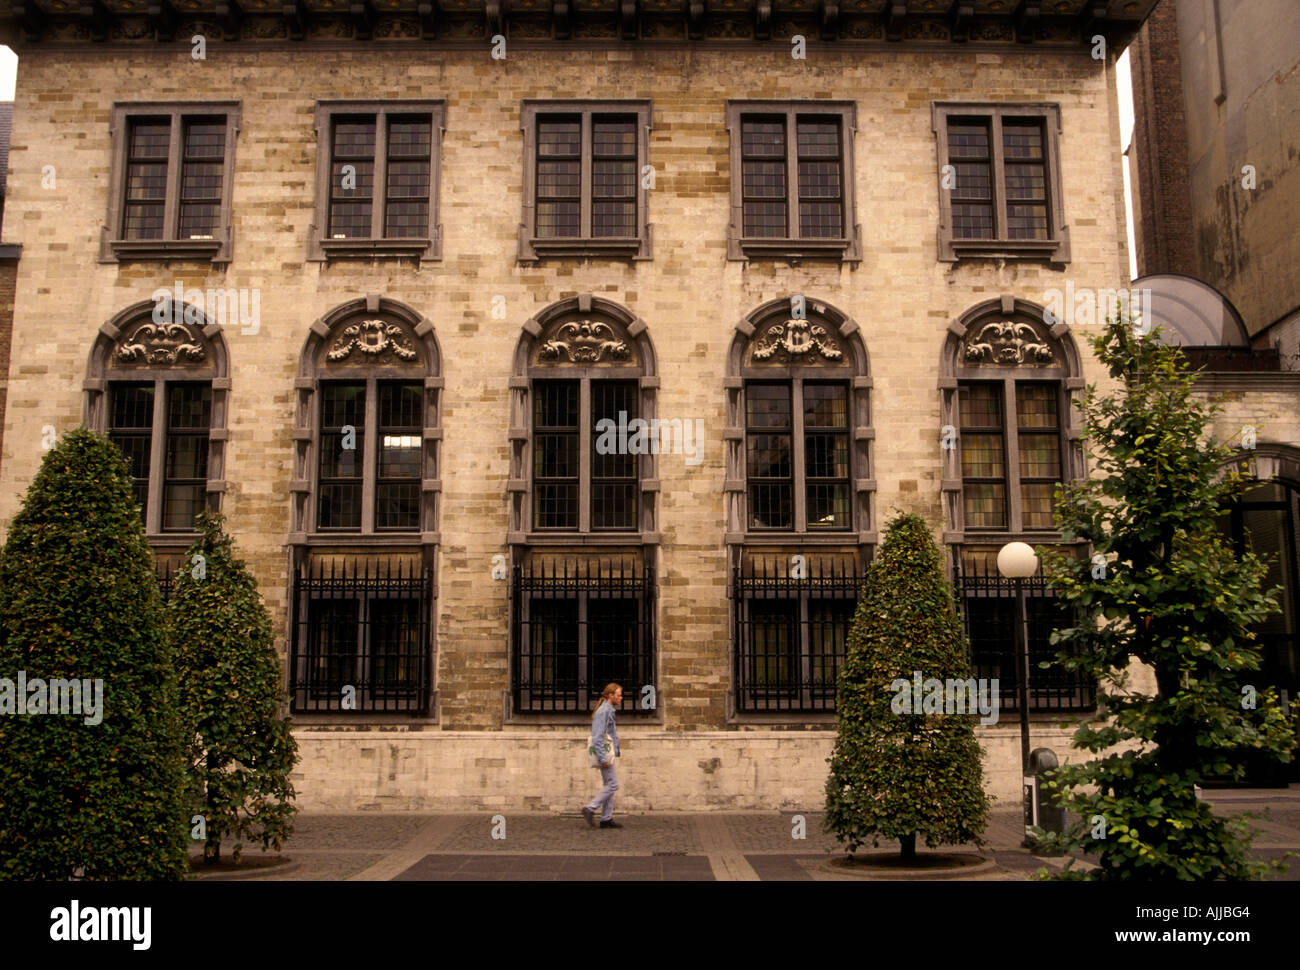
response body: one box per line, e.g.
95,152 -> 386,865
519,100 -> 652,261
932,103 -> 1070,263
309,101 -> 445,262
726,101 -> 860,263
102,103 -> 239,264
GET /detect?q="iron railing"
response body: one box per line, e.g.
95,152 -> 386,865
952,555 -> 1096,712
511,555 -> 655,714
289,557 -> 433,714
732,554 -> 862,713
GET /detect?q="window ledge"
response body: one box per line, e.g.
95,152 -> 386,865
730,237 -> 858,263
943,238 -> 1069,264
522,237 -> 648,261
314,236 -> 437,263
295,533 -> 438,548
517,532 -> 659,546
106,238 -> 225,263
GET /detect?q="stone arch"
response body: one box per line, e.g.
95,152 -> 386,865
83,297 -> 232,537
724,295 -> 874,544
289,295 -> 443,545
938,296 -> 1084,541
507,293 -> 658,541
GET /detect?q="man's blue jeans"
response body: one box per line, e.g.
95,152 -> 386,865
586,762 -> 619,822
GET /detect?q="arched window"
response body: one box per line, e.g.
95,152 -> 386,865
507,294 -> 658,716
84,298 -> 230,541
287,296 -> 441,717
507,293 -> 658,541
939,295 -> 1083,540
941,296 -> 1094,715
725,296 -> 873,718
290,295 -> 442,541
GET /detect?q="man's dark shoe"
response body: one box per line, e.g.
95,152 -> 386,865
582,807 -> 596,828
599,820 -> 623,829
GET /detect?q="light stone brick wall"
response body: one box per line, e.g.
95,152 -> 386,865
0,44 -> 1140,811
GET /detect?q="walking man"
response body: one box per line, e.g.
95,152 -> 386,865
582,683 -> 623,829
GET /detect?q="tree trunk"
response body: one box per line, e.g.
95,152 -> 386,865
900,833 -> 916,861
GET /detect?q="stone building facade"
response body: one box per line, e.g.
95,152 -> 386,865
0,1 -> 1173,810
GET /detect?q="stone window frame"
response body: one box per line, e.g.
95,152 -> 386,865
100,102 -> 241,265
289,295 -> 443,547
724,296 -> 875,546
938,295 -> 1085,545
931,102 -> 1071,265
517,100 -> 654,263
507,293 -> 659,546
307,101 -> 446,264
83,298 -> 231,548
725,100 -> 862,264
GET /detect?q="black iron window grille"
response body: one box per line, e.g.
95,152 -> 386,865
952,554 -> 1096,712
732,554 -> 861,713
511,555 -> 655,714
289,558 -> 433,714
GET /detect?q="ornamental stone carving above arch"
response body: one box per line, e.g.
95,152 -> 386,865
728,296 -> 867,377
941,295 -> 1080,380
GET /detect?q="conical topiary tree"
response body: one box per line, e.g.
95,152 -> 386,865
0,427 -> 188,880
168,511 -> 297,864
825,512 -> 990,859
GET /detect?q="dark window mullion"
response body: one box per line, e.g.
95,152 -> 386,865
990,116 -> 1009,241
792,378 -> 807,531
163,116 -> 182,240
579,113 -> 593,239
579,377 -> 592,533
362,379 -> 378,533
784,109 -> 799,240
370,113 -> 389,240
147,379 -> 167,535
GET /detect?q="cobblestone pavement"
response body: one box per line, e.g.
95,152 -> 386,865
205,787 -> 1300,881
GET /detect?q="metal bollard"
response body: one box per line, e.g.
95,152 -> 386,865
1024,747 -> 1064,852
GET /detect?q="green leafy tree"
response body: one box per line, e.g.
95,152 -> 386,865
1036,313 -> 1295,880
825,512 -> 990,859
168,512 -> 297,864
0,428 -> 188,880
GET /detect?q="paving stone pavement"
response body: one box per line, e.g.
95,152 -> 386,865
206,787 -> 1300,881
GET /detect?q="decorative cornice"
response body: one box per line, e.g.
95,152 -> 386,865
0,0 -> 1159,48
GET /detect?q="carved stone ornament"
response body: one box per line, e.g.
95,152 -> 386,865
963,320 -> 1055,366
537,319 -> 630,364
751,318 -> 843,364
327,319 -> 419,364
116,322 -> 206,366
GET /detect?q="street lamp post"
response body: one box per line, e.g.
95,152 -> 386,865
997,541 -> 1039,848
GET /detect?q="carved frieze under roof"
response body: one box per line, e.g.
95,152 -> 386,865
533,318 -> 631,366
746,316 -> 846,366
962,318 -> 1056,367
0,1 -> 1160,47
113,320 -> 207,367
325,318 -> 421,365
